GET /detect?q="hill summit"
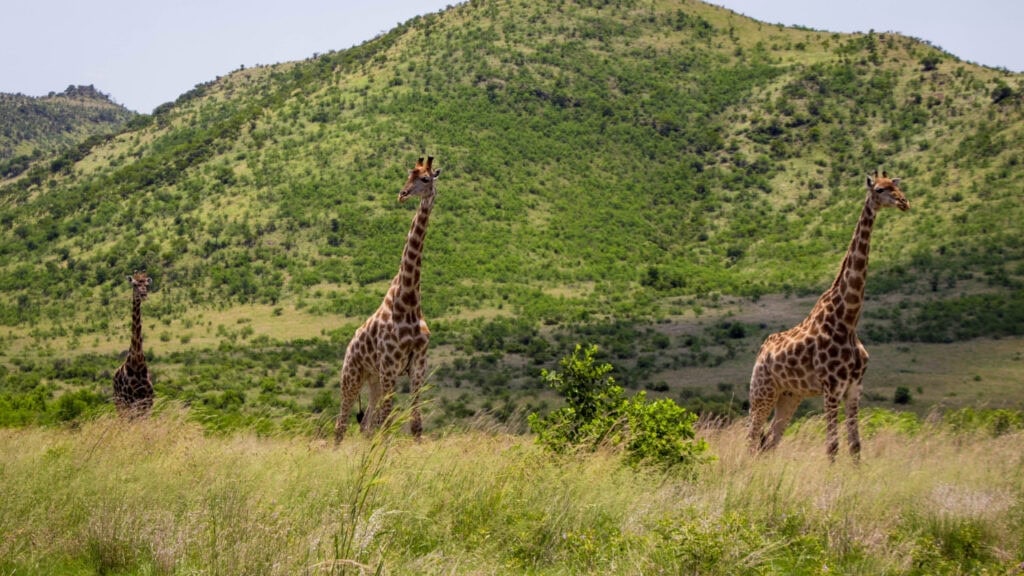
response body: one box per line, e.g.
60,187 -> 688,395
0,84 -> 136,177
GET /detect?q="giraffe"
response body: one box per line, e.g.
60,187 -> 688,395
112,271 -> 155,418
334,156 -> 441,443
747,170 -> 909,461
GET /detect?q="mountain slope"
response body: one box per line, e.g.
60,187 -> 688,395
0,85 -> 137,178
1,0 -> 1022,427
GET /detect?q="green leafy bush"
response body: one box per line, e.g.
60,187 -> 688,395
893,386 -> 912,405
528,344 -> 708,470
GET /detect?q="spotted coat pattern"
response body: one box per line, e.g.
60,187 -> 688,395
113,271 -> 155,418
748,172 -> 909,461
334,157 -> 441,443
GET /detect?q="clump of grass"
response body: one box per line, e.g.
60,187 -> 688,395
2,407 -> 1023,574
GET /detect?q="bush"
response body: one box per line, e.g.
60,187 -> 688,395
528,344 -> 709,470
893,386 -> 912,405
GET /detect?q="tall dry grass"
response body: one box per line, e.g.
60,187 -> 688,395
1,406 -> 1022,575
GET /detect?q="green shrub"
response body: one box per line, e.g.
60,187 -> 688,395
893,386 -> 912,405
528,344 -> 709,470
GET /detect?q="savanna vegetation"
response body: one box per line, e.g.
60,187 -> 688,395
2,2 -> 1024,573
0,0 -> 1022,438
2,406 -> 1023,574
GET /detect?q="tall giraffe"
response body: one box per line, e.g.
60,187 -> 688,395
747,171 -> 909,461
335,156 -> 441,443
113,271 -> 155,418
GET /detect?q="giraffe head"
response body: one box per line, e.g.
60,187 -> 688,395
398,156 -> 441,203
866,170 -> 910,211
128,271 -> 153,300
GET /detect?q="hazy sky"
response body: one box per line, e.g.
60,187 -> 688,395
2,0 -> 1021,114
707,0 -> 1024,73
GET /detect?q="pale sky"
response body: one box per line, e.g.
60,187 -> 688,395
2,1 -> 1021,114
707,0 -> 1024,73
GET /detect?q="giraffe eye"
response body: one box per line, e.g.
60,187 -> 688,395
420,177 -> 430,183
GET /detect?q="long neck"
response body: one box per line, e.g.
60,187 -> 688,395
129,291 -> 145,364
825,192 -> 877,328
396,193 -> 434,298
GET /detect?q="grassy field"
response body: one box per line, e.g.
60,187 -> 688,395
2,406 -> 1023,575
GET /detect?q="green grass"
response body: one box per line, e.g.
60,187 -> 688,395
2,406 -> 1023,574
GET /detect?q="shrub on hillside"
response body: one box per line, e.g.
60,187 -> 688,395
527,344 -> 709,470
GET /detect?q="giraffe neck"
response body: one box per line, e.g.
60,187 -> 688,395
824,191 -> 877,329
393,193 -> 434,309
128,291 -> 146,366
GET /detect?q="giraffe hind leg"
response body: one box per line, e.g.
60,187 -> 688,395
764,392 -> 801,451
747,365 -> 775,454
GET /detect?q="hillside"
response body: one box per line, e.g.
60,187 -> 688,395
1,0 -> 1022,430
0,84 -> 137,178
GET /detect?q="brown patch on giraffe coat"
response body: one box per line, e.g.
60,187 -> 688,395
401,291 -> 417,307
843,308 -> 859,325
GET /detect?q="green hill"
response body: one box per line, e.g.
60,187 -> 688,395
0,84 -> 137,178
1,0 -> 1022,431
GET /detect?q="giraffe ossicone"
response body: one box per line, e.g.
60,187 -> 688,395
747,170 -> 909,461
112,270 -> 155,418
335,156 -> 441,443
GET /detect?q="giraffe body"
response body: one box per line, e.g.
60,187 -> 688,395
113,271 -> 154,418
335,157 -> 440,442
748,171 -> 909,460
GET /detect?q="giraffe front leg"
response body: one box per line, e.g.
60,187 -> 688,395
823,392 -> 841,462
845,380 -> 864,462
362,374 -> 381,434
372,368 -> 398,434
409,347 -> 428,439
336,367 -> 360,444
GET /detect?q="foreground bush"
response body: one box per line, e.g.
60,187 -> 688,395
528,344 -> 709,470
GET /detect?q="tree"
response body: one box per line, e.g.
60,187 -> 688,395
920,54 -> 941,72
991,81 -> 1015,104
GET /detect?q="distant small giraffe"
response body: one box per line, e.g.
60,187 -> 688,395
335,156 -> 441,443
748,171 -> 910,461
113,271 -> 155,418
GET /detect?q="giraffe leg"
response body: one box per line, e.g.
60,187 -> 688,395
764,392 -> 801,451
363,374 -> 381,434
408,347 -> 428,439
336,366 -> 361,444
844,380 -> 864,461
372,363 -> 399,433
747,364 -> 775,454
823,391 -> 841,463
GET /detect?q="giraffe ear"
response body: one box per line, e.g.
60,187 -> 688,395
126,275 -> 134,283
431,168 -> 442,179
891,178 -> 900,186
146,277 -> 153,286
866,176 -> 874,189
